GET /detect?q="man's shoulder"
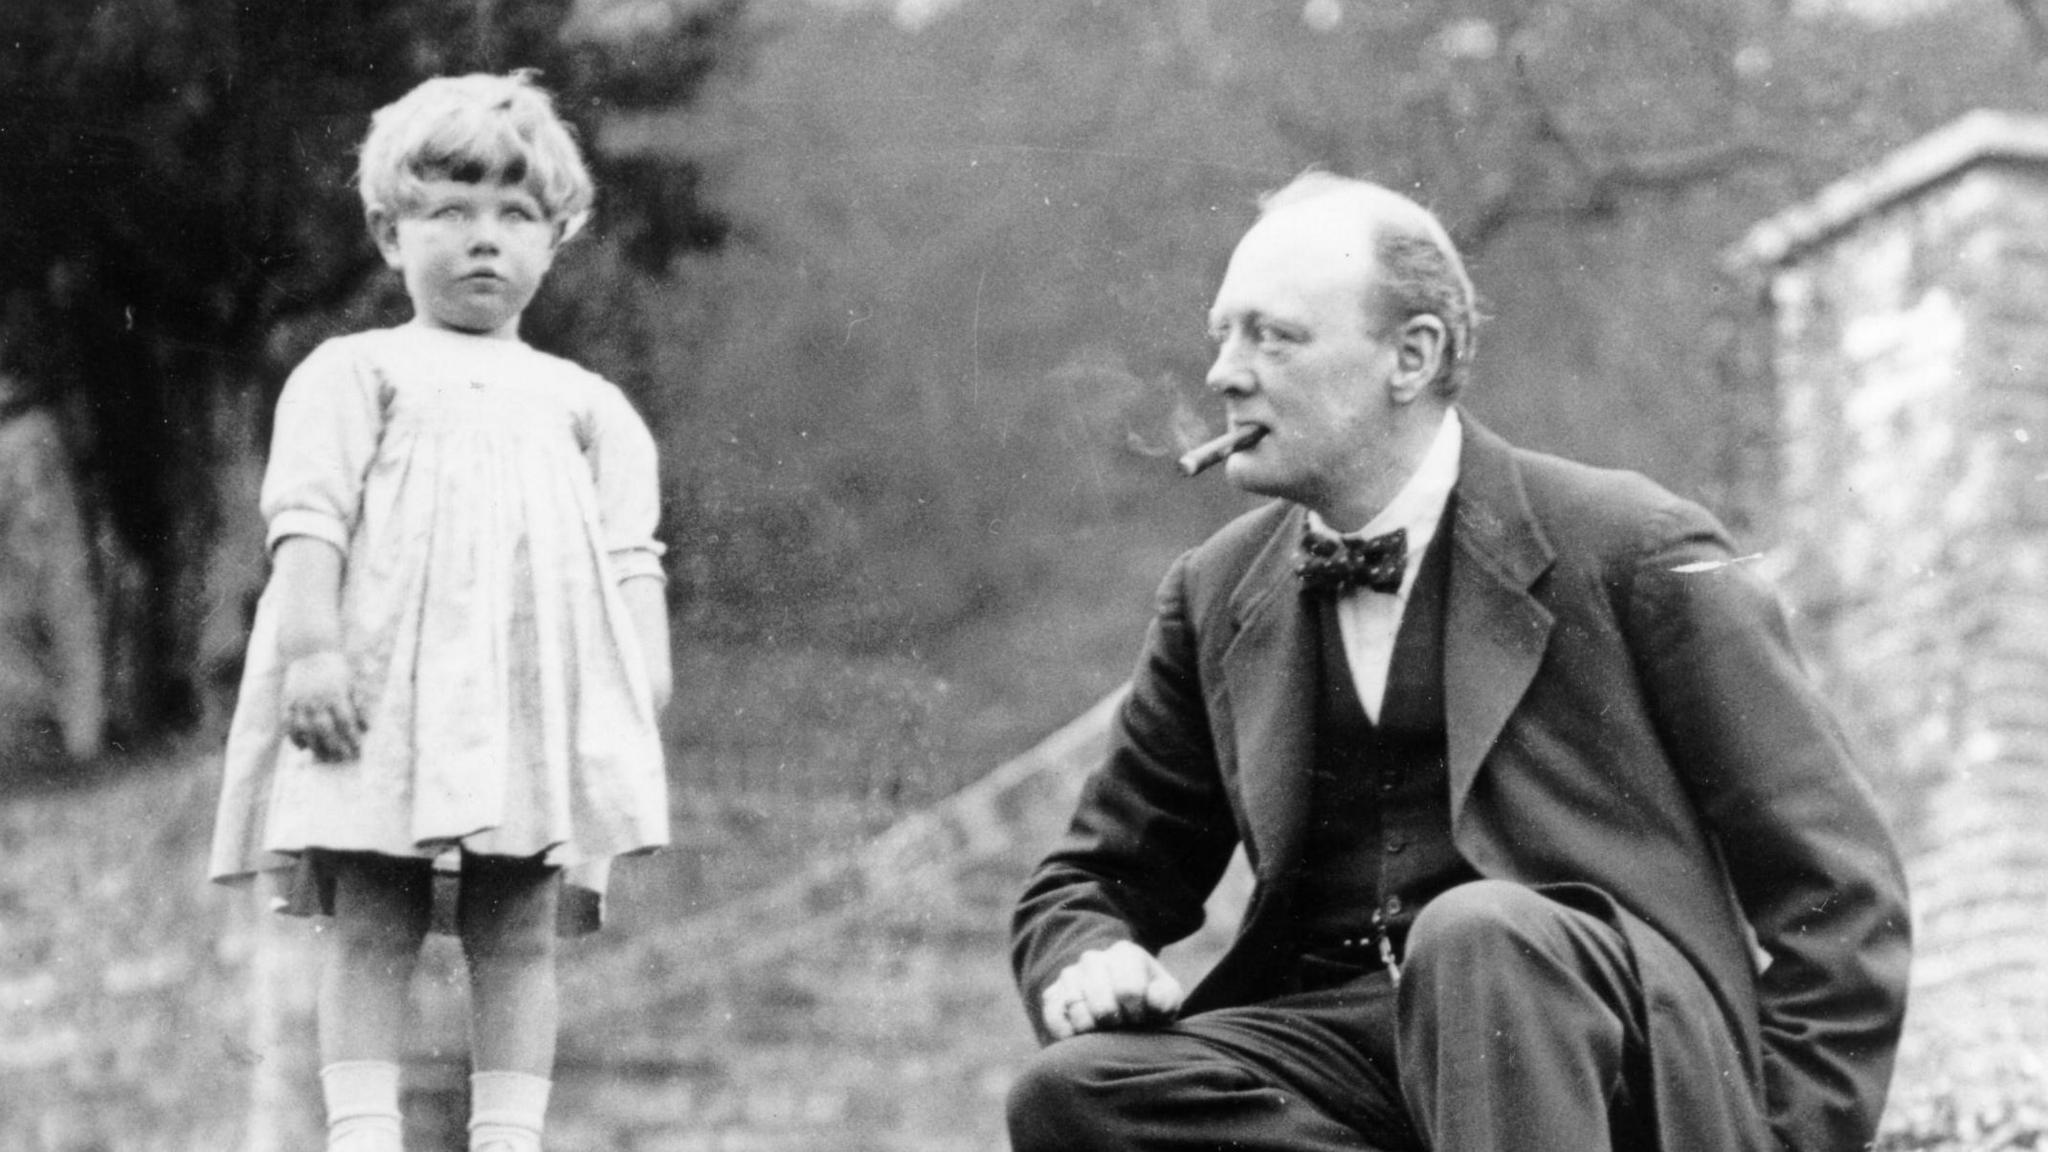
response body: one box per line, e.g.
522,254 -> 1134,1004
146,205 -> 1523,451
1145,500 -> 1300,630
1495,436 -> 1719,550
1183,499 -> 1295,579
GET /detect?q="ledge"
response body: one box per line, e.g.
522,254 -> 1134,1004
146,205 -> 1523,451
1727,110 -> 2048,275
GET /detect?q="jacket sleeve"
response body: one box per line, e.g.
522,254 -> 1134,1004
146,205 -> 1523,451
1625,502 -> 1912,1152
1009,552 -> 1243,1043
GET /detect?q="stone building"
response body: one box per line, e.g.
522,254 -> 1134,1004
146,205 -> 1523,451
1724,110 -> 2048,1067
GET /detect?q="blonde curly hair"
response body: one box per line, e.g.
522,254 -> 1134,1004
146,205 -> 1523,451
357,70 -> 594,241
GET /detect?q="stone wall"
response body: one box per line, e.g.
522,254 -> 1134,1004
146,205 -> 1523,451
459,688 -> 1243,1152
1731,120 -> 2048,1064
193,689 -> 1217,1151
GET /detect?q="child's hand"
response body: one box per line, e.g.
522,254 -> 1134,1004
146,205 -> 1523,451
281,649 -> 366,762
619,576 -> 672,717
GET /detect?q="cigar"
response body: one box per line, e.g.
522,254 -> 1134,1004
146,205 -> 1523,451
1178,424 -> 1267,477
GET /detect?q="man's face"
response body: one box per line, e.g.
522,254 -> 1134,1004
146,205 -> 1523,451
1205,203 -> 1406,526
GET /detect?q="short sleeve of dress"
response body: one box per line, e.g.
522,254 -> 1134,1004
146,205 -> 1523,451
585,379 -> 667,584
259,340 -> 385,555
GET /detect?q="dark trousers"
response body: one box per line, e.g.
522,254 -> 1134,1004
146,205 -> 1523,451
1006,881 -> 1673,1152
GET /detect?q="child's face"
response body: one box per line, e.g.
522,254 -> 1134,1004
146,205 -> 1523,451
372,178 -> 561,340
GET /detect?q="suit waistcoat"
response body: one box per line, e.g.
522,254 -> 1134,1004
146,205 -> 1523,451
1293,517 -> 1477,950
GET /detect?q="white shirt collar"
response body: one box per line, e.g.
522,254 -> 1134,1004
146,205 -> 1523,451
1307,407 -> 1462,597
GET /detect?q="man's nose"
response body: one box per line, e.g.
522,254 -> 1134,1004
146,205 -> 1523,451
466,217 -> 503,253
1205,336 -> 1254,397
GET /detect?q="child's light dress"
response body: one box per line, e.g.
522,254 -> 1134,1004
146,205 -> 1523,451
209,323 -> 669,930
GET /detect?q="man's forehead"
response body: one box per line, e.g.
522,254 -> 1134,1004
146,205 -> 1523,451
1211,203 -> 1378,315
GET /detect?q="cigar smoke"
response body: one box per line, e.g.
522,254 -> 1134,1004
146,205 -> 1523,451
1178,424 -> 1267,477
1080,358 -> 1247,474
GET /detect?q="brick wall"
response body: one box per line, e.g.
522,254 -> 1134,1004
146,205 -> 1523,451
1729,116 -> 2048,1119
1759,161 -> 2048,1040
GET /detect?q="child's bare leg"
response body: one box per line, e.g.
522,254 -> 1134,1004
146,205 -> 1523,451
458,852 -> 561,1150
321,852 -> 434,1060
319,852 -> 433,1150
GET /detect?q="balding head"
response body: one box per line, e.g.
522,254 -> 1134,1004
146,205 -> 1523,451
1255,173 -> 1477,398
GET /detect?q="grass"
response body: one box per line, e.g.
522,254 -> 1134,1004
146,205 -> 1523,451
0,742 -> 252,1152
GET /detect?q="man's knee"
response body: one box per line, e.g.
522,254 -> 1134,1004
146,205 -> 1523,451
1405,880 -> 1564,973
1007,1031 -> 1277,1149
1401,880 -> 1637,1041
1006,1035 -> 1121,1147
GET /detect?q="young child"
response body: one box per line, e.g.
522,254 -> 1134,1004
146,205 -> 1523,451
210,72 -> 672,1152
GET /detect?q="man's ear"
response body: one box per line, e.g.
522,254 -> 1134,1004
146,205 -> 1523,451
1389,314 -> 1447,403
368,209 -> 404,270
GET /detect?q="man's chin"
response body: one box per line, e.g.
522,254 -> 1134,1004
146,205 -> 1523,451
1222,458 -> 1297,502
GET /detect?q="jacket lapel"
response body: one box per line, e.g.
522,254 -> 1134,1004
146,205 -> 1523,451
1444,417 -> 1557,826
1221,504 -> 1319,884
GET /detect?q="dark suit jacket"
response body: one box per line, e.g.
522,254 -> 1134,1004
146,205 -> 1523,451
1012,415 -> 1911,1152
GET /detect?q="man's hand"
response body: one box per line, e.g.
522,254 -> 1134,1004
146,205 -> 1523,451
1040,940 -> 1184,1040
281,649 -> 365,762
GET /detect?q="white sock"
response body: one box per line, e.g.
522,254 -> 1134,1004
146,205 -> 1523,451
321,1061 -> 401,1150
469,1070 -> 551,1151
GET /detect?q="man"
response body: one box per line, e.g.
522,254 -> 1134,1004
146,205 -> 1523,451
1006,173 -> 1910,1152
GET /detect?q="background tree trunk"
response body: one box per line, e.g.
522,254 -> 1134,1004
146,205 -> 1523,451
0,395 -> 105,765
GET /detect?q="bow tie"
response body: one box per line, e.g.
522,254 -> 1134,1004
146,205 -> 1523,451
1296,527 -> 1407,595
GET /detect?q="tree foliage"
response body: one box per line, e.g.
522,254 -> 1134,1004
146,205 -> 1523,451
636,0 -> 2048,665
9,0 -> 2048,741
